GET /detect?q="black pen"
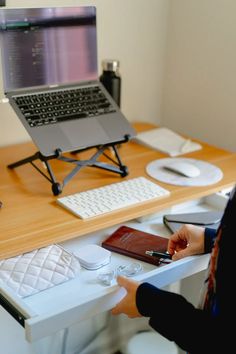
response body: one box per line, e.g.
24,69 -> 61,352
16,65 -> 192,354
145,250 -> 172,259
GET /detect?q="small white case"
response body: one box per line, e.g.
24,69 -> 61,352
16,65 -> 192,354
74,244 -> 111,270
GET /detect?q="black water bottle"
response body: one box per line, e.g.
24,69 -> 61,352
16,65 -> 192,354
99,59 -> 121,107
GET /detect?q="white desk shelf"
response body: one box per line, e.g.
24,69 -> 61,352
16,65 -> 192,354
0,192 -> 228,343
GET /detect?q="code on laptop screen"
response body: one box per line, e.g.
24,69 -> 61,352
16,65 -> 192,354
0,6 -> 97,92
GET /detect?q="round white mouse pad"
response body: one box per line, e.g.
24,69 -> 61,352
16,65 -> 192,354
146,158 -> 223,186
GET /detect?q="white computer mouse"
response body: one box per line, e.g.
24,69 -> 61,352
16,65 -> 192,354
163,161 -> 201,178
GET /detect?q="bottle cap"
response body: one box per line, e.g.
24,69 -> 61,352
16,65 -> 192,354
102,59 -> 120,72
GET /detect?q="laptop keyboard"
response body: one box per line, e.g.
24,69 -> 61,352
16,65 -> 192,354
13,86 -> 116,128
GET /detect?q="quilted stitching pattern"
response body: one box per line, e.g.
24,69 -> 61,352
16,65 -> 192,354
0,244 -> 81,298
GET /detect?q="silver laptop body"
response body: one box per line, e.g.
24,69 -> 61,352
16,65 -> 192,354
0,6 -> 136,157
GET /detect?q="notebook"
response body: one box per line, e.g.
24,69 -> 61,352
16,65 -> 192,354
135,127 -> 202,156
0,6 -> 136,157
102,226 -> 169,266
163,211 -> 223,233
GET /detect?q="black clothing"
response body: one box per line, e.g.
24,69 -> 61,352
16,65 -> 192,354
136,188 -> 236,353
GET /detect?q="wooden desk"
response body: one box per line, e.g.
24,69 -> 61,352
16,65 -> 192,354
1,122 -> 236,259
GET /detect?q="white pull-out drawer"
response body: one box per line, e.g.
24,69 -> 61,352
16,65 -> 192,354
0,192 -> 228,343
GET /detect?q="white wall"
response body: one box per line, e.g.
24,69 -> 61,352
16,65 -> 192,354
162,0 -> 236,152
0,0 -> 169,146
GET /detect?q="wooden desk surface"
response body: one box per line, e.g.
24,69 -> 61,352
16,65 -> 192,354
1,122 -> 236,259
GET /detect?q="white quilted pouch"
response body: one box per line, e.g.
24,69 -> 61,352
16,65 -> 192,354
0,244 -> 81,298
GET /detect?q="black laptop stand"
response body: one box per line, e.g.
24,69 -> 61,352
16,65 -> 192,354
7,136 -> 130,196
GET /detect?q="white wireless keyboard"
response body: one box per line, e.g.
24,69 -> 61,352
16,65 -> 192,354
57,176 -> 170,219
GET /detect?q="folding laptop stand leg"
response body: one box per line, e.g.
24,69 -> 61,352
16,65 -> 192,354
55,144 -> 128,195
8,151 -> 41,169
7,142 -> 129,196
8,151 -> 60,193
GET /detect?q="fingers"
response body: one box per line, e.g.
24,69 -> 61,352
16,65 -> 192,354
167,240 -> 177,256
111,276 -> 128,316
167,225 -> 190,255
111,297 -> 126,315
111,276 -> 141,318
171,248 -> 189,261
168,239 -> 188,255
116,275 -> 129,287
116,275 -> 139,290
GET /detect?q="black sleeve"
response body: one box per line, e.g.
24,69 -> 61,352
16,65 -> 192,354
204,227 -> 217,253
136,282 -> 228,353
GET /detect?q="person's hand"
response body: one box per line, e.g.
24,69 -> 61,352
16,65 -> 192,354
111,275 -> 142,318
167,224 -> 205,260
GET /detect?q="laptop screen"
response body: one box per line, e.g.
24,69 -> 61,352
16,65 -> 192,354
0,6 -> 98,92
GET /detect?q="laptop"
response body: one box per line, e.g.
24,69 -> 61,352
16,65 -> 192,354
0,6 -> 136,157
